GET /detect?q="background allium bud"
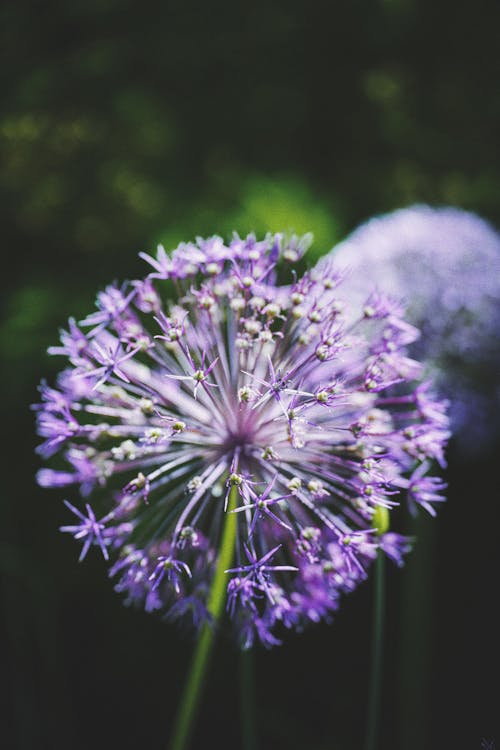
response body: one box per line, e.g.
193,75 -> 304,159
35,232 -> 449,648
318,205 -> 500,452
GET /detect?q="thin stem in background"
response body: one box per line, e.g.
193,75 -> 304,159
397,514 -> 436,750
240,648 -> 258,750
363,550 -> 386,750
168,485 -> 239,750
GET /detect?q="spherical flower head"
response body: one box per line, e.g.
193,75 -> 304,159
35,231 -> 449,648
318,205 -> 500,452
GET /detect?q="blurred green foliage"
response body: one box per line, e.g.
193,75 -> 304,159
2,0 -> 500,293
3,0 -> 500,389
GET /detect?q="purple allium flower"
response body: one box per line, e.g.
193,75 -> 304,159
59,500 -> 111,561
35,232 -> 449,647
318,205 -> 500,452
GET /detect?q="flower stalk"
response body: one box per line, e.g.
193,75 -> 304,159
364,551 -> 385,750
363,510 -> 388,750
169,484 -> 239,750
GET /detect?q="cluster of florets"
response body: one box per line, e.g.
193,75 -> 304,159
35,232 -> 449,648
321,205 -> 500,452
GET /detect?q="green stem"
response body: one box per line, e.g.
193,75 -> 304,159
397,514 -> 435,750
240,649 -> 258,750
168,486 -> 239,750
363,550 -> 385,750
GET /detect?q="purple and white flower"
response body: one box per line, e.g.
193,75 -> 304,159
318,205 -> 500,452
35,231 -> 449,647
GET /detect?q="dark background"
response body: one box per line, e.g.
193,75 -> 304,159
1,1 -> 499,749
